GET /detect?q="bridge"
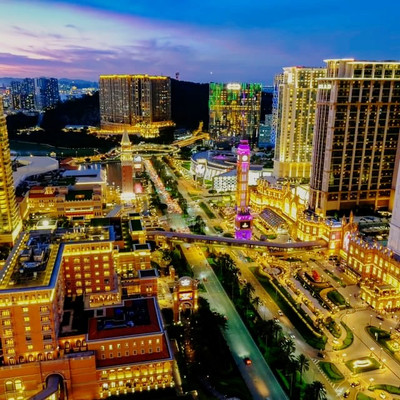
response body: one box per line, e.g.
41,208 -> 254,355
173,122 -> 210,148
146,231 -> 327,252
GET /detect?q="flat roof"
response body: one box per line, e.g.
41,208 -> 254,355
138,269 -> 158,278
133,243 -> 150,251
0,233 -> 62,292
65,189 -> 93,201
88,297 -> 162,341
129,218 -> 143,232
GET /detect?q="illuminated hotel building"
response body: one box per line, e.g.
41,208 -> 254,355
120,132 -> 134,201
99,75 -> 173,138
309,59 -> 400,216
273,67 -> 326,179
0,227 -> 174,399
389,163 -> 400,255
235,140 -> 253,240
0,97 -> 22,244
209,83 -> 262,140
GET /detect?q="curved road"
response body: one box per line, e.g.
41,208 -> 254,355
182,244 -> 288,400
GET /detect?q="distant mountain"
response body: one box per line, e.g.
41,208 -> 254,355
59,78 -> 99,88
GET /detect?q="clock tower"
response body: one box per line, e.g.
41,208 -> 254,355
120,132 -> 134,201
235,139 -> 253,240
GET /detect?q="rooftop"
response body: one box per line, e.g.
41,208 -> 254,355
88,297 -> 162,341
138,269 -> 158,279
0,233 -> 62,292
65,189 -> 93,201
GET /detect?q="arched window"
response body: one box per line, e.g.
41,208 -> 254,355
38,353 -> 43,361
5,381 -> 14,392
14,380 -> 22,391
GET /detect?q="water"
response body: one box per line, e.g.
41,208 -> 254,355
10,140 -> 98,157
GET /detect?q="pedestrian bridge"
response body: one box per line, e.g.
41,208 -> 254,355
146,231 -> 327,251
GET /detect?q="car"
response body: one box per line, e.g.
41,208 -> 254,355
289,334 -> 296,339
376,315 -> 384,321
243,357 -> 252,365
379,393 -> 387,399
343,390 -> 350,398
278,310 -> 283,316
350,381 -> 360,388
317,352 -> 326,359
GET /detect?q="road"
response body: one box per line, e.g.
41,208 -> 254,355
182,244 -> 289,400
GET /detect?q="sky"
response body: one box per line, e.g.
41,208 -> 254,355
1,0 -> 400,83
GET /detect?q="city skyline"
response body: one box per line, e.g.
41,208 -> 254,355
1,0 -> 400,83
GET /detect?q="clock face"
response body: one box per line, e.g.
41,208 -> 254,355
242,155 -> 248,162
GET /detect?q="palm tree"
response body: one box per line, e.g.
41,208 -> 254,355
305,381 -> 327,400
280,338 -> 295,358
287,357 -> 300,398
297,354 -> 310,381
242,282 -> 255,304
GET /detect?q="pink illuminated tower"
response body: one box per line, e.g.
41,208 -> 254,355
120,132 -> 134,201
235,139 -> 253,240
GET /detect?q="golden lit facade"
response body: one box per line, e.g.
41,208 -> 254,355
0,97 -> 22,244
209,82 -> 262,139
250,179 -> 343,250
99,75 -> 172,138
120,132 -> 134,201
310,59 -> 400,216
273,67 -> 326,179
0,228 -> 175,399
28,185 -> 103,220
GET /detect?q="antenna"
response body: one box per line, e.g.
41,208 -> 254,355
175,72 -> 180,80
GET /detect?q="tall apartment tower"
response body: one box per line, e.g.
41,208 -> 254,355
34,77 -> 59,110
209,83 -> 262,140
309,59 -> 400,216
235,140 -> 253,240
273,66 -> 327,179
0,97 -> 22,244
99,75 -> 172,138
120,132 -> 134,201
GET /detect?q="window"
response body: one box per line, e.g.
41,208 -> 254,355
5,381 -> 14,392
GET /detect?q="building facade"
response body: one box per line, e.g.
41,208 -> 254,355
209,82 -> 262,140
235,140 -> 253,240
309,59 -> 400,216
258,114 -> 273,148
120,133 -> 134,201
0,97 -> 22,244
99,75 -> 172,138
273,67 -> 326,179
0,227 -> 175,400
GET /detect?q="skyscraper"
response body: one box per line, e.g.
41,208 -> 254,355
10,78 -> 58,111
209,82 -> 262,140
34,77 -> 59,110
120,132 -> 134,201
388,163 -> 400,255
0,97 -> 22,244
273,66 -> 326,179
235,140 -> 252,240
99,75 -> 172,138
309,59 -> 400,216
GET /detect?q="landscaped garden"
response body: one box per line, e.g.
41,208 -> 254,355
252,267 -> 327,349
319,361 -> 344,383
327,289 -> 347,307
345,357 -> 380,373
366,325 -> 400,361
369,384 -> 400,396
356,393 -> 374,400
333,322 -> 354,350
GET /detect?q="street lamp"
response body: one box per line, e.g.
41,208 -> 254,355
369,314 -> 373,326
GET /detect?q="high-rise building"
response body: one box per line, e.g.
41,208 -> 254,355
34,77 -> 59,110
0,97 -> 22,244
120,132 -> 134,201
99,75 -> 172,138
10,78 -> 58,111
273,66 -> 326,179
209,82 -> 262,140
235,140 -> 252,240
388,164 -> 400,255
309,59 -> 400,216
258,114 -> 273,148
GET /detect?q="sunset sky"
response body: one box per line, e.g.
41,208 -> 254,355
1,0 -> 400,83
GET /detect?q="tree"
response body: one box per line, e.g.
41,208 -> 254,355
241,282 -> 255,304
297,354 -> 310,381
305,381 -> 327,400
286,357 -> 300,398
280,338 -> 295,358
